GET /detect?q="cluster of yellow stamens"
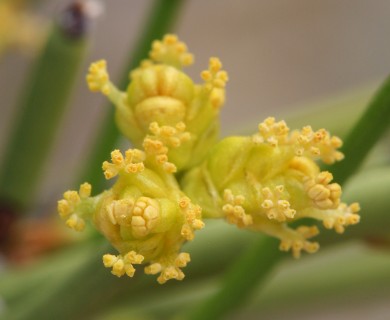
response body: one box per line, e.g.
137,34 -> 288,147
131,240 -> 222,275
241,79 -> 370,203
252,117 -> 289,146
149,34 -> 194,68
319,203 -> 361,234
131,197 -> 161,238
86,60 -> 111,95
222,189 -> 253,228
103,251 -> 144,277
201,57 -> 229,109
102,149 -> 145,179
145,252 -> 191,284
149,122 -> 191,148
179,197 -> 204,241
57,183 -> 91,231
303,171 -> 341,209
106,197 -> 160,238
143,122 -> 191,173
291,126 -> 344,164
252,118 -> 343,165
261,186 -> 296,222
278,226 -> 320,259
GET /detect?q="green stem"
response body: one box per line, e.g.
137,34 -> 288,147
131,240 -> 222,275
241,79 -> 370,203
323,75 -> 390,185
0,14 -> 89,211
101,243 -> 390,319
77,0 -> 185,193
187,237 -> 281,320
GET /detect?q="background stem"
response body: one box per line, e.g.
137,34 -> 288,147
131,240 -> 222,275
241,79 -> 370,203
0,10 -> 89,211
187,237 -> 281,320
323,75 -> 390,185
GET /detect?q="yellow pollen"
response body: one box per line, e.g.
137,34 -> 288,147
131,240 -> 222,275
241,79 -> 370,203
222,189 -> 253,228
149,34 -> 194,68
201,57 -> 228,109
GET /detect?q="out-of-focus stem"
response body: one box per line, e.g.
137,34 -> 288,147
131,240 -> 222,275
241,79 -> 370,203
100,243 -> 390,320
77,0 -> 186,193
0,4 -> 89,211
323,75 -> 390,185
187,237 -> 281,320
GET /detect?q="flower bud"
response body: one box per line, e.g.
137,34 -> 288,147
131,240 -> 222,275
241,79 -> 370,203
58,148 -> 204,284
86,34 -> 228,172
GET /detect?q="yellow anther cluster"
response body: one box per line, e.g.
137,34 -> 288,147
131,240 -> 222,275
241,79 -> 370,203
149,122 -> 191,148
86,60 -> 111,95
143,137 -> 176,173
201,57 -> 229,109
106,197 -> 160,237
292,126 -> 344,164
251,119 -> 343,165
179,197 -> 204,241
106,198 -> 134,226
102,149 -> 145,179
252,117 -> 289,147
143,122 -> 191,172
131,197 -> 160,238
261,185 -> 296,222
103,251 -> 144,277
322,202 -> 360,233
149,34 -> 194,68
145,252 -> 191,284
279,226 -> 320,258
57,183 -> 91,232
222,189 -> 253,228
304,171 -> 341,209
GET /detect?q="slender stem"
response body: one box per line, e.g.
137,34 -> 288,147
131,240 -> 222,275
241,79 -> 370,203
323,75 -> 390,185
77,0 -> 185,193
188,237 -> 281,320
103,243 -> 390,319
0,7 -> 89,211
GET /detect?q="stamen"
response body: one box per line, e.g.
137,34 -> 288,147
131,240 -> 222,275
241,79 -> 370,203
201,57 -> 229,109
149,34 -> 194,68
102,149 -> 145,179
103,251 -> 144,277
261,185 -> 296,222
304,171 -> 341,209
222,189 -> 253,228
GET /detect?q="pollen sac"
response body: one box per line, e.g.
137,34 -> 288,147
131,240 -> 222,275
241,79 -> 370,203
182,119 -> 360,258
86,34 -> 229,172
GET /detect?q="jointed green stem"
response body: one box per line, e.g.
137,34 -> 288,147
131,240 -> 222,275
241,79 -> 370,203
188,237 -> 281,320
323,75 -> 390,185
0,21 -> 88,211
